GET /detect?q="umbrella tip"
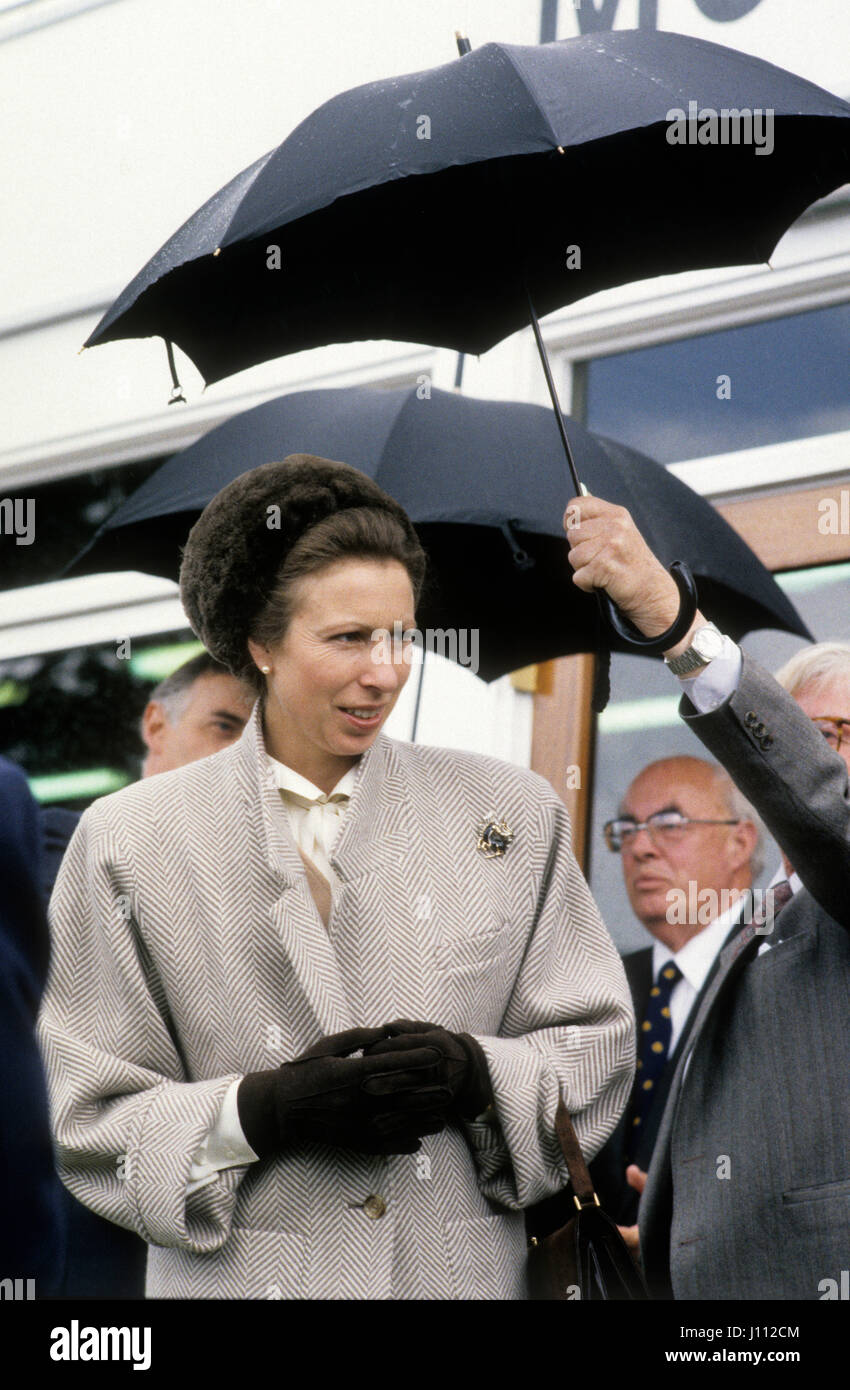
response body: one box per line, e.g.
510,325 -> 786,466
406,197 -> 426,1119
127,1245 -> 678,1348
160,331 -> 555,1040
455,30 -> 471,56
213,246 -> 221,257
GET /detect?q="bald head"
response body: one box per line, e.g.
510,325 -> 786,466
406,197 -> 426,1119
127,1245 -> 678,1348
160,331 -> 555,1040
617,756 -> 759,952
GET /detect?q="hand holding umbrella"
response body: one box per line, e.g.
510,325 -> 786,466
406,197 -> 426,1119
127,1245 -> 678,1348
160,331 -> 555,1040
564,493 -> 709,660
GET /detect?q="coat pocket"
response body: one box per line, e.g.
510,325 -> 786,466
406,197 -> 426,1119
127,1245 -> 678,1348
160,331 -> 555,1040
434,917 -> 512,976
146,1225 -> 308,1299
782,1176 -> 850,1206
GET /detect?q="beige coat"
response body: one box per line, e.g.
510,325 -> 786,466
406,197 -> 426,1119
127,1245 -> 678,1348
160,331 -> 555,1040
38,705 -> 633,1299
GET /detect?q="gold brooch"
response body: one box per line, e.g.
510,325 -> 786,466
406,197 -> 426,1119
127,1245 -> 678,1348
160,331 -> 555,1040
476,820 -> 514,858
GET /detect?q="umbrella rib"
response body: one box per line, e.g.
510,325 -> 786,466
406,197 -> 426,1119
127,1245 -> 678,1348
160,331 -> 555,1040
497,43 -> 564,151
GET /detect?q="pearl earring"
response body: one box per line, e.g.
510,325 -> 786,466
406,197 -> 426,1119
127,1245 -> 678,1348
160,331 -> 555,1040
260,665 -> 271,674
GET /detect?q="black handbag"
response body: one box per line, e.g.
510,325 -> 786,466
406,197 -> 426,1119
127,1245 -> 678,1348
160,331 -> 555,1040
527,1099 -> 650,1301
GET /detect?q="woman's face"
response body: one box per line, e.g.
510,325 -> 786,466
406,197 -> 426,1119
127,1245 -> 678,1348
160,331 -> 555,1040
247,556 -> 416,791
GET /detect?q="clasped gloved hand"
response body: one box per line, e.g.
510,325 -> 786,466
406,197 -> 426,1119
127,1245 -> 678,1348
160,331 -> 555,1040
236,1025 -> 452,1159
364,1019 -> 494,1121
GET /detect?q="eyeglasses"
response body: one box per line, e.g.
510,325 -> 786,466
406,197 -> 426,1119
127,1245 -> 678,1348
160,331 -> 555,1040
603,811 -> 740,853
811,717 -> 850,754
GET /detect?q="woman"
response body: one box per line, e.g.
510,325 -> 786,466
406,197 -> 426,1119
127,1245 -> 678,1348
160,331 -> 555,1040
38,454 -> 633,1300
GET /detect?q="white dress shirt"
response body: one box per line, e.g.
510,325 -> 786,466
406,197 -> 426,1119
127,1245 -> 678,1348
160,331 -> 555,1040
266,757 -> 358,884
678,631 -> 742,713
186,757 -> 357,1196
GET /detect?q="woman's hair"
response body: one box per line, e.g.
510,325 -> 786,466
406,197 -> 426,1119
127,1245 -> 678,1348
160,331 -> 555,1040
242,505 -> 427,695
179,455 -> 428,681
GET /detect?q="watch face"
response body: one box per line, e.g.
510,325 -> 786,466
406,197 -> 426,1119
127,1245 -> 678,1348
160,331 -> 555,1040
693,626 -> 723,660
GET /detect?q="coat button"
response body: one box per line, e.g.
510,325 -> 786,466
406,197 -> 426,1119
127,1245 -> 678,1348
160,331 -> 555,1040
761,735 -> 773,749
744,711 -> 758,727
363,1194 -> 387,1220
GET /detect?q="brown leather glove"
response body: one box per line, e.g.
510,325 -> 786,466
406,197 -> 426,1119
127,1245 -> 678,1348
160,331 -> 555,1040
364,1019 -> 494,1121
237,1025 -> 452,1158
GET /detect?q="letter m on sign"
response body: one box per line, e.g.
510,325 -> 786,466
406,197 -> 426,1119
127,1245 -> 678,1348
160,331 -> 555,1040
577,1 -> 658,33
578,0 -> 620,31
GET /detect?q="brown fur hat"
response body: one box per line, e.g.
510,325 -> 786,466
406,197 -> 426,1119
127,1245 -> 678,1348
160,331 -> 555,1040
179,453 -> 420,675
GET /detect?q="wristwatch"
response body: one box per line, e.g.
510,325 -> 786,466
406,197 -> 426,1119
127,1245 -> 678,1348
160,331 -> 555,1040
663,621 -> 724,676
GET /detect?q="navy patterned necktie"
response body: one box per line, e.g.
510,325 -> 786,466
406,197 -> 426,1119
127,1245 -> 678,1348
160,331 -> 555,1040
625,960 -> 683,1165
751,877 -> 793,934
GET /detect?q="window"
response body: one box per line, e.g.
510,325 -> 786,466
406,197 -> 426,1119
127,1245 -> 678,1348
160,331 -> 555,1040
0,631 -> 200,810
577,302 -> 850,464
0,458 -> 164,593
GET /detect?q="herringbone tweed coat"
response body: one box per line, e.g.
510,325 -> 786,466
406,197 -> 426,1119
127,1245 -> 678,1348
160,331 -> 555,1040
38,705 -> 633,1300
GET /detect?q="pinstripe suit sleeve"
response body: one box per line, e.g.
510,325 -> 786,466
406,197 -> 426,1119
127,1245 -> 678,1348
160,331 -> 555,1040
464,788 -> 635,1210
37,807 -> 245,1254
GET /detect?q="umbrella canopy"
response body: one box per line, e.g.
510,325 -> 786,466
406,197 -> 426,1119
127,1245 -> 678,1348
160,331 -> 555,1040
85,29 -> 850,385
67,386 -> 810,681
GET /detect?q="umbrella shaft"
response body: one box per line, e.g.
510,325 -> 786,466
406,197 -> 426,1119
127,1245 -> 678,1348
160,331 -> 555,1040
525,288 -> 582,498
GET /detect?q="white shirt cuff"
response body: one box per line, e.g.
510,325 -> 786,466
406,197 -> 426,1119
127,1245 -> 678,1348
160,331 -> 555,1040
676,634 -> 742,712
186,1078 -> 260,1197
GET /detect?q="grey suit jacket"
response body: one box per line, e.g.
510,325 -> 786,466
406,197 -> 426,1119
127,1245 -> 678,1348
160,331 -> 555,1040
588,913 -> 742,1228
639,655 -> 850,1301
38,703 -> 633,1300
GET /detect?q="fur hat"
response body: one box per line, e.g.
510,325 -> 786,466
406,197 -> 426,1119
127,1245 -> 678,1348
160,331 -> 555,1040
179,453 -> 419,675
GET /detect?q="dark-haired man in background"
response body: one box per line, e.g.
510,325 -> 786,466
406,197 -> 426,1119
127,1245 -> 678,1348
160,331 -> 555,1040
42,651 -> 255,894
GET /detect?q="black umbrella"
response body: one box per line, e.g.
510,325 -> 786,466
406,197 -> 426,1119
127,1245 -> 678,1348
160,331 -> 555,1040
67,386 -> 810,682
83,28 -> 848,662
86,29 -> 850,390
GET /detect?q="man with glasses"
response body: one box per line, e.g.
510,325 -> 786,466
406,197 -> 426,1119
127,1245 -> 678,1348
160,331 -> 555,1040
589,758 -> 760,1237
564,492 -> 850,1300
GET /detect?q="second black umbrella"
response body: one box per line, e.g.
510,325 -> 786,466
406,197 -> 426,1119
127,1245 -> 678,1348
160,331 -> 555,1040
67,385 -> 810,681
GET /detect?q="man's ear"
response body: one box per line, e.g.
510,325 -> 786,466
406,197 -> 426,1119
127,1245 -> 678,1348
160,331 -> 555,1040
141,700 -> 169,753
729,818 -> 759,875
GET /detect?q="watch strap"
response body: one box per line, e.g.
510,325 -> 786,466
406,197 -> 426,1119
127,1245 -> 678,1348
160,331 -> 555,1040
664,623 -> 722,676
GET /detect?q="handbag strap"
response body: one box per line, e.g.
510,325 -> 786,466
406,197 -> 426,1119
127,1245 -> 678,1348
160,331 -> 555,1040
554,1098 -> 600,1210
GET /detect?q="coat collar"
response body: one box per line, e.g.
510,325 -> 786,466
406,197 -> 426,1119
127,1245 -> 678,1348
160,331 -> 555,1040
231,701 -> 387,1035
232,699 -> 396,882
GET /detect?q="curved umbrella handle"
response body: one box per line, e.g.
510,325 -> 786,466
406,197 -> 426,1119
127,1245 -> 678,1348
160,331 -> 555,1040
596,561 -> 698,656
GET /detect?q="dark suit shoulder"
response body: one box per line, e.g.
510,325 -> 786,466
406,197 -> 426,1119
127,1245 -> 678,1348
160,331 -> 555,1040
41,807 -> 82,899
622,946 -> 653,1010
